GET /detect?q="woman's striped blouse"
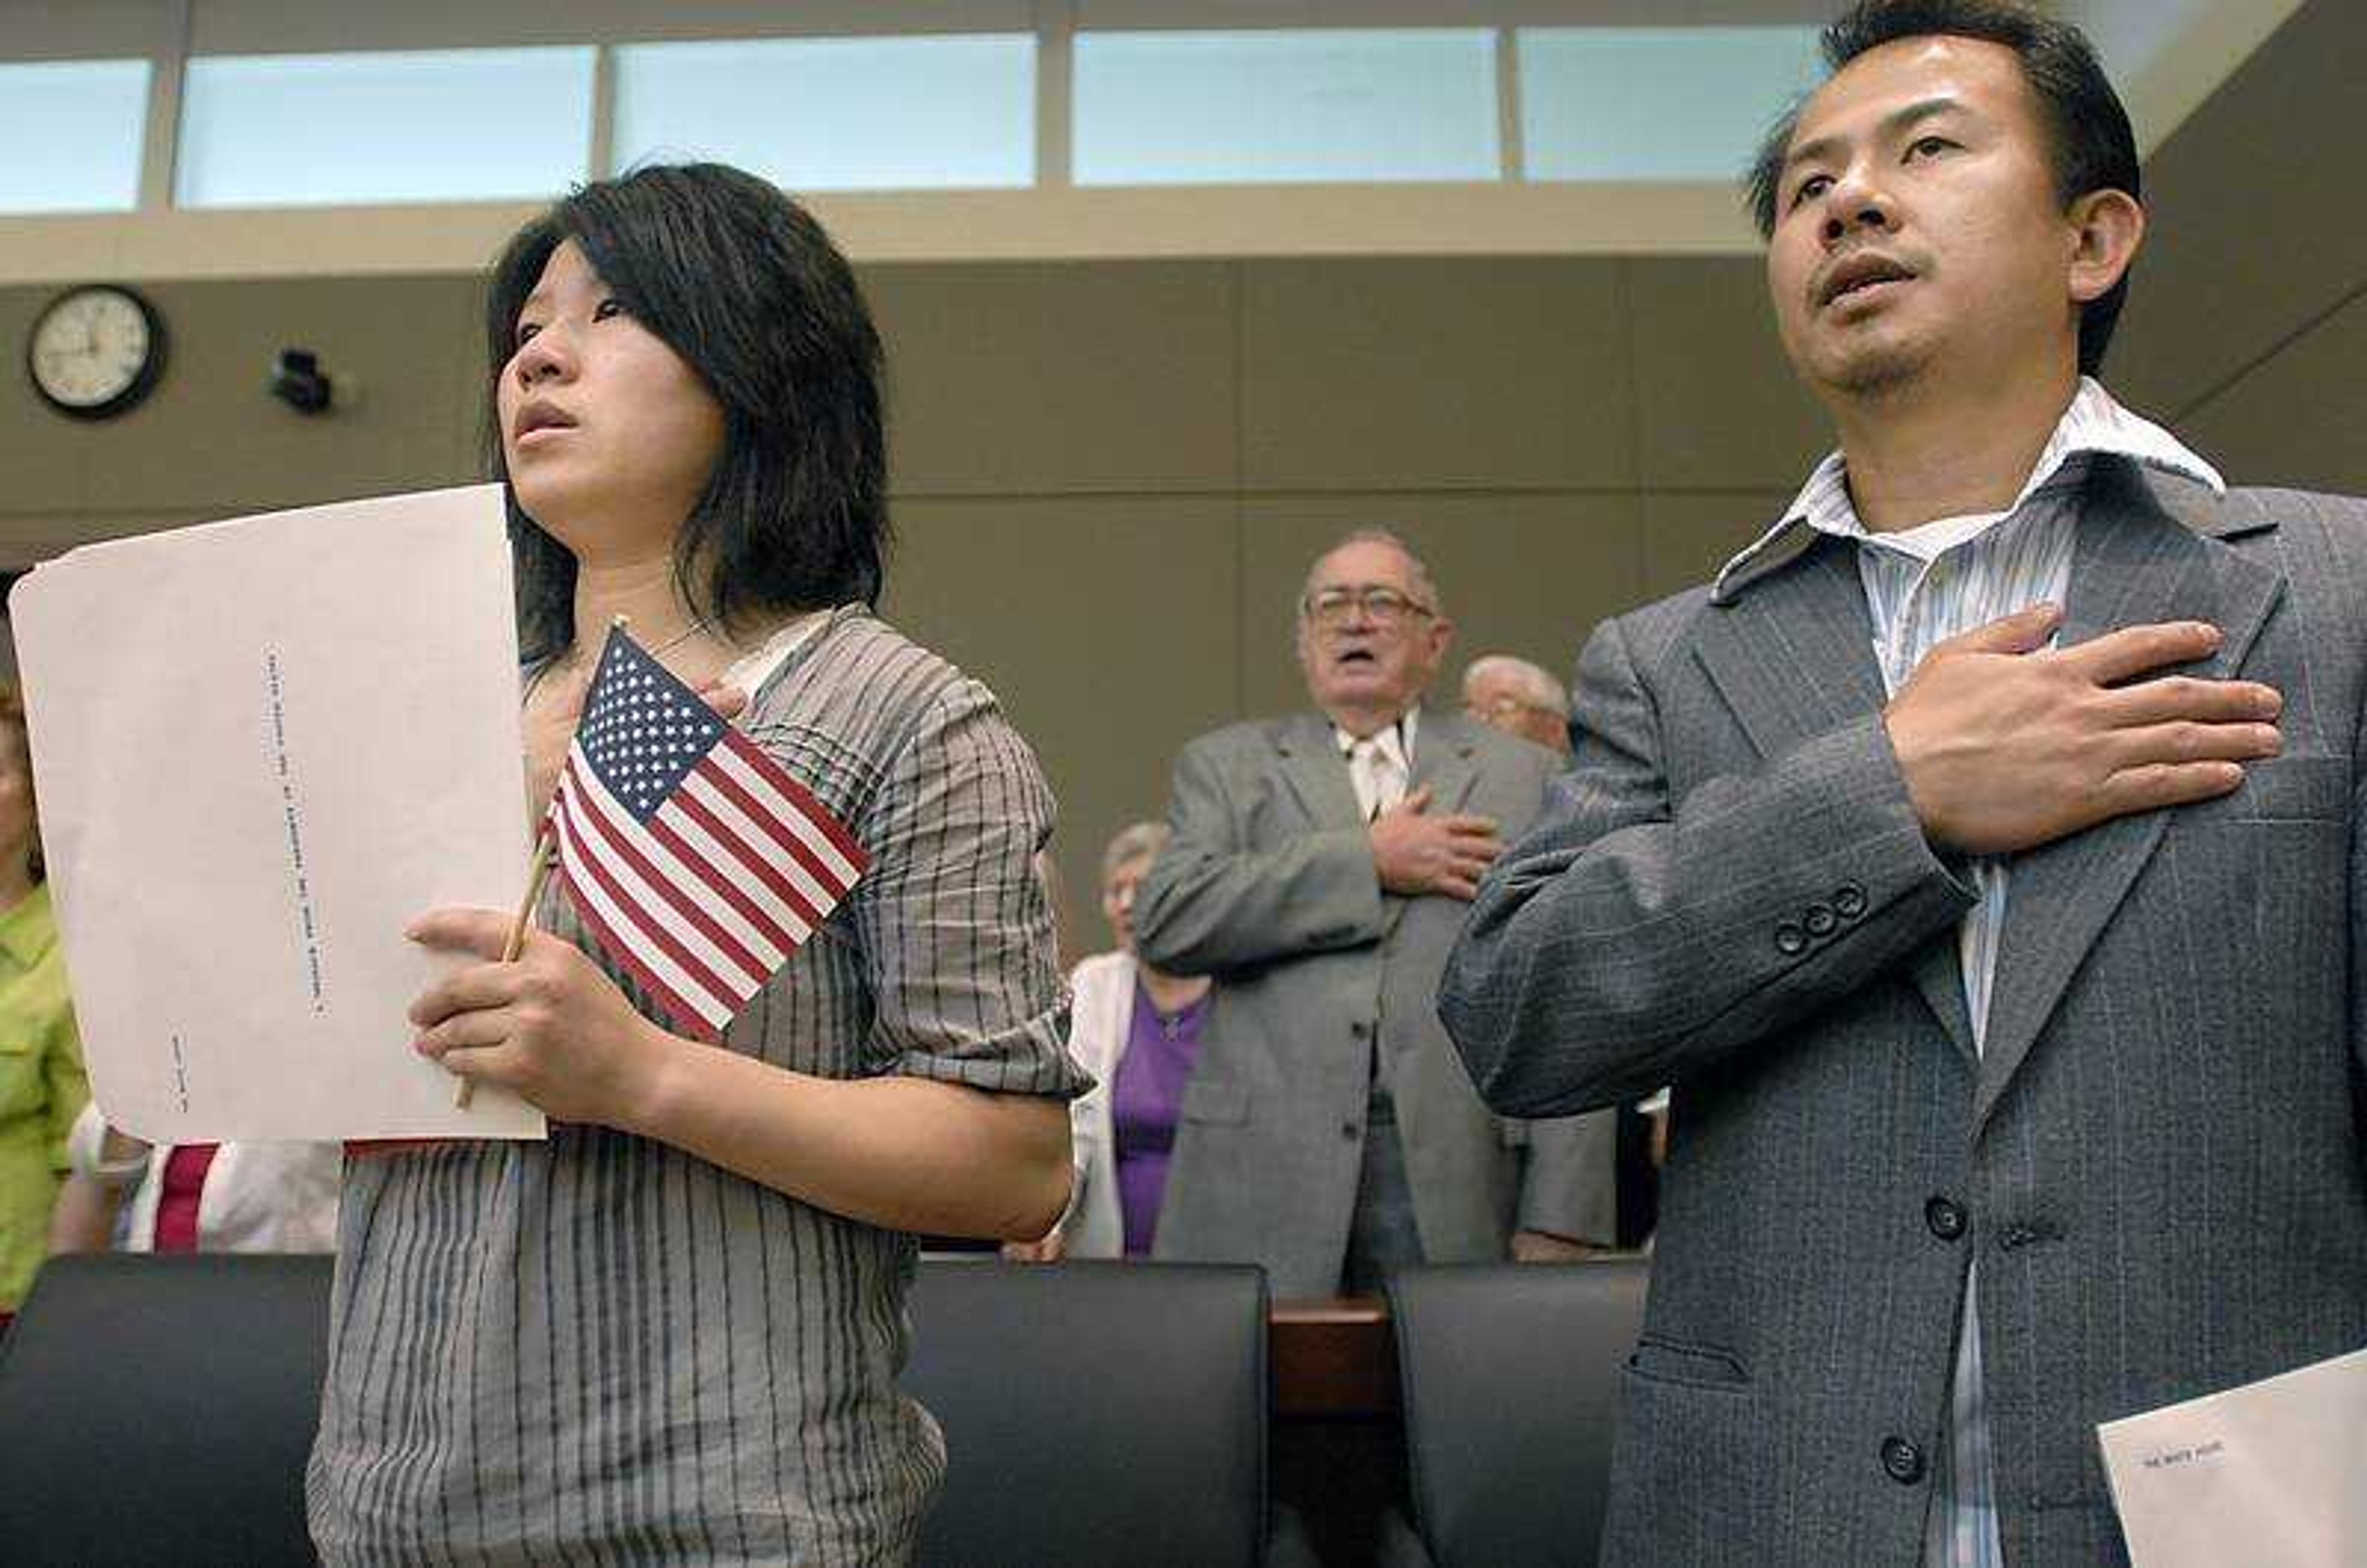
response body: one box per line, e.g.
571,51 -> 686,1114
308,609 -> 1089,1566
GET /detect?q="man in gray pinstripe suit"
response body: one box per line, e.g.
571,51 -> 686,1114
1441,4 -> 2367,1565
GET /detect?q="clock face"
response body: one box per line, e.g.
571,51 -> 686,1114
27,285 -> 165,418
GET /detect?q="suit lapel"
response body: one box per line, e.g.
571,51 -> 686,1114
1974,469 -> 2286,1132
1409,710 -> 1481,815
1275,708 -> 1475,944
1694,534 -> 1979,1063
1907,939 -> 1978,1071
1274,713 -> 1363,831
1363,711 -> 1486,941
1695,534 -> 1888,760
1278,710 -> 1476,825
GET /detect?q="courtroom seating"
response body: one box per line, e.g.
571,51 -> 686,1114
0,1252 -> 1272,1567
903,1259 -> 1269,1568
0,1252 -> 333,1568
1384,1257 -> 1650,1568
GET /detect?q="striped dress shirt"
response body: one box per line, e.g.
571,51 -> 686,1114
1714,378 -> 2225,1568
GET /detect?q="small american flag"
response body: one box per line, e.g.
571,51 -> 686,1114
546,624 -> 867,1040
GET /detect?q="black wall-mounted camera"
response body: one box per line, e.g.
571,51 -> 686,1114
269,349 -> 334,414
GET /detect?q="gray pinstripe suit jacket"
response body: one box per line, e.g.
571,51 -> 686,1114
1134,708 -> 1618,1301
1440,463 -> 2367,1568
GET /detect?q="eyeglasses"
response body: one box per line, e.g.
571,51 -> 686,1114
1464,694 -> 1550,721
1302,585 -> 1436,629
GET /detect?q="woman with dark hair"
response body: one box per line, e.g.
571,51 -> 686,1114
307,164 -> 1087,1566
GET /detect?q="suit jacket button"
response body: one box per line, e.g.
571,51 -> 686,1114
1351,1021 -> 1373,1039
1775,922 -> 1809,955
1924,1196 -> 1966,1241
1880,1436 -> 1926,1485
1341,1121 -> 1360,1140
1803,902 -> 1838,937
1833,883 -> 1868,920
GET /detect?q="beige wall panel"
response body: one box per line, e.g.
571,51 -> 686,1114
444,274 -> 497,483
1624,256 -> 1829,490
184,0 -> 1026,54
0,511 -> 212,570
2178,288 -> 2367,496
1638,490 -> 1793,607
1240,259 -> 1633,491
1233,492 -> 1644,721
50,278 -> 477,518
2109,0 -> 2365,418
1079,0 -> 1836,20
0,4 -> 173,59
864,261 -> 1238,497
879,494 -> 1242,951
0,285 -> 91,513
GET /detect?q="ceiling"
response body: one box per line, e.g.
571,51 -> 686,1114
0,0 -> 2314,281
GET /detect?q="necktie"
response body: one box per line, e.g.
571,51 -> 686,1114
1348,733 -> 1407,822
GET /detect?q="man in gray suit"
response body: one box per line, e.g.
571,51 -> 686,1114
1442,4 -> 2366,1566
1135,529 -> 1616,1299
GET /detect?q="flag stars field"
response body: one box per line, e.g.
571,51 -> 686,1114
545,626 -> 869,1038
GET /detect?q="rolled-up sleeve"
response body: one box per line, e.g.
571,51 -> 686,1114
852,682 -> 1090,1100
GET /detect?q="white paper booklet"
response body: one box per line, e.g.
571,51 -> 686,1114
10,485 -> 545,1140
2098,1345 -> 2367,1568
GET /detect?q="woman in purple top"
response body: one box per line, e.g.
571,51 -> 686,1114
1007,822 -> 1212,1259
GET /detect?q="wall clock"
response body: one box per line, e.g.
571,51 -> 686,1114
26,284 -> 167,419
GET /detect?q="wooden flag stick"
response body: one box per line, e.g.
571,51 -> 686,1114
454,613 -> 620,1109
454,826 -> 557,1110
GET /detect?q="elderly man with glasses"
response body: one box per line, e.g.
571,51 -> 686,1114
1132,528 -> 1617,1298
1461,653 -> 1574,756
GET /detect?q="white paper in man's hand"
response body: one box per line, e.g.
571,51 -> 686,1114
10,486 -> 545,1140
2098,1346 -> 2367,1568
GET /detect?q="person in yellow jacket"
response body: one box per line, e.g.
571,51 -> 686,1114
0,680 -> 86,1332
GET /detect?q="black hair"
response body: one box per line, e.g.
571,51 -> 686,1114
485,163 -> 890,664
1744,0 -> 2140,376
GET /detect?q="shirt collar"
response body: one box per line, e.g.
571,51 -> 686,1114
0,883 -> 54,970
1335,705 -> 1418,768
1711,378 -> 2225,603
719,607 -> 834,700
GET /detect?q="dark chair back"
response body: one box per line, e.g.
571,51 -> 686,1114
0,1252 -> 1273,1568
1385,1258 -> 1650,1568
903,1259 -> 1269,1568
0,1252 -> 334,1568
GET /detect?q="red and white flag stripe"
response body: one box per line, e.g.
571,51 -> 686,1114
561,764 -> 791,973
549,728 -> 867,1040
